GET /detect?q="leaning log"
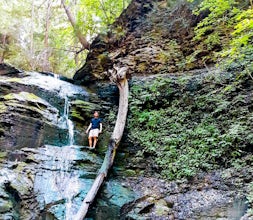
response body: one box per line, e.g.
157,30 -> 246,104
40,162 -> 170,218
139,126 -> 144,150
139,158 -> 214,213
74,66 -> 129,219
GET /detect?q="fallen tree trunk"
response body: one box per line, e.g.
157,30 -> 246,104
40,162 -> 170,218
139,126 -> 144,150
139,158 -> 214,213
74,66 -> 129,220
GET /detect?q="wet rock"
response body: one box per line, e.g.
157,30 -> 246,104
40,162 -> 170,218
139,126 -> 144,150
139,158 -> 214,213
0,198 -> 12,213
0,70 -> 111,219
154,199 -> 171,216
0,71 -> 96,148
116,164 -> 253,220
241,214 -> 253,220
0,144 -> 106,219
0,90 -> 68,148
0,63 -> 21,76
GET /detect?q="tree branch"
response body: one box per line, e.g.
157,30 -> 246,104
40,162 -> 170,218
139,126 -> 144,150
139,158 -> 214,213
61,0 -> 90,50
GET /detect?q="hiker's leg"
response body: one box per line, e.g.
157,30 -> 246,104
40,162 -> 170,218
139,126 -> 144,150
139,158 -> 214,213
93,137 -> 98,148
88,136 -> 93,148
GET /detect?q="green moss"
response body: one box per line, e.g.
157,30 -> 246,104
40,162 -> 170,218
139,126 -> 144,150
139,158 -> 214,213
155,40 -> 183,65
4,92 -> 40,102
0,151 -> 7,158
136,62 -> 147,72
124,169 -> 136,177
97,53 -> 110,67
7,78 -> 22,83
70,111 -> 84,121
112,25 -> 127,40
14,162 -> 27,172
70,100 -> 100,122
71,100 -> 90,106
3,93 -> 14,100
0,199 -> 13,212
155,199 -> 170,216
71,100 -> 99,109
0,103 -> 7,113
0,77 -> 22,83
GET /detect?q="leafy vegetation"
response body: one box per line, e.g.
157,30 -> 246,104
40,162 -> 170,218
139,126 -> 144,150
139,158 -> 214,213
189,0 -> 253,76
127,73 -> 253,180
0,0 -> 130,77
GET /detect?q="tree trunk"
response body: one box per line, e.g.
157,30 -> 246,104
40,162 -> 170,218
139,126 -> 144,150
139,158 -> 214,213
43,0 -> 52,72
0,34 -> 7,63
74,66 -> 129,220
30,0 -> 35,69
61,0 -> 90,50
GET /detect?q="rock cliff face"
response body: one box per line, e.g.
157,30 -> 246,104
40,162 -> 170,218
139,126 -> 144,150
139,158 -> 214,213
116,70 -> 253,219
1,68 -> 67,149
74,0 -> 209,84
0,64 -> 122,219
72,0 -> 253,219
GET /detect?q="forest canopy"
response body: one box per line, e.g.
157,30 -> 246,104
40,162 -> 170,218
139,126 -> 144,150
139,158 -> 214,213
1,0 -> 252,78
189,0 -> 253,77
0,0 -> 130,77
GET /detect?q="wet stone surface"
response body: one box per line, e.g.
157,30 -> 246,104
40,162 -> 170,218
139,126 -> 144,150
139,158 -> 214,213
0,65 -> 135,220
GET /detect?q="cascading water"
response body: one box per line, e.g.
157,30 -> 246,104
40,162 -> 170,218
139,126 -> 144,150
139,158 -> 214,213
34,95 -> 79,219
60,96 -> 74,146
60,96 -> 76,219
34,145 -> 81,219
31,73 -> 94,220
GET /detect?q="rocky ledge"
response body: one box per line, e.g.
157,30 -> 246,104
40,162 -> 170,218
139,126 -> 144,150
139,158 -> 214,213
119,159 -> 253,220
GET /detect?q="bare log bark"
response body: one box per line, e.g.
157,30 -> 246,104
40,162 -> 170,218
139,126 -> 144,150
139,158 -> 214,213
61,0 -> 90,50
74,66 -> 129,220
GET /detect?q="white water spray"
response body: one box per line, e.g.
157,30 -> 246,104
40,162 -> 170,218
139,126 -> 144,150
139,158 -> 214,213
59,96 -> 75,146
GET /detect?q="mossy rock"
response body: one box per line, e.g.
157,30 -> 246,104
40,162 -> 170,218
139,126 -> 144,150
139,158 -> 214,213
126,71 -> 253,180
0,151 -> 7,158
154,199 -> 171,216
3,92 -> 40,102
0,198 -> 13,212
0,103 -> 7,113
124,169 -> 136,177
70,100 -> 100,122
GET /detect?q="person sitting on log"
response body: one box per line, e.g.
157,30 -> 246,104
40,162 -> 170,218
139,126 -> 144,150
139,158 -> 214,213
86,111 -> 102,148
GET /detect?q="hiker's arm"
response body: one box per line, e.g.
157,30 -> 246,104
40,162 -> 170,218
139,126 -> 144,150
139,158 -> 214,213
99,123 -> 102,133
86,123 -> 91,134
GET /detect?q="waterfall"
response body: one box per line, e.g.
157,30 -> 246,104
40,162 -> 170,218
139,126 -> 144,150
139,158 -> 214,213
67,119 -> 74,146
61,96 -> 74,146
1,70 -> 101,220
32,74 -> 86,219
34,145 -> 80,220
62,96 -> 75,218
